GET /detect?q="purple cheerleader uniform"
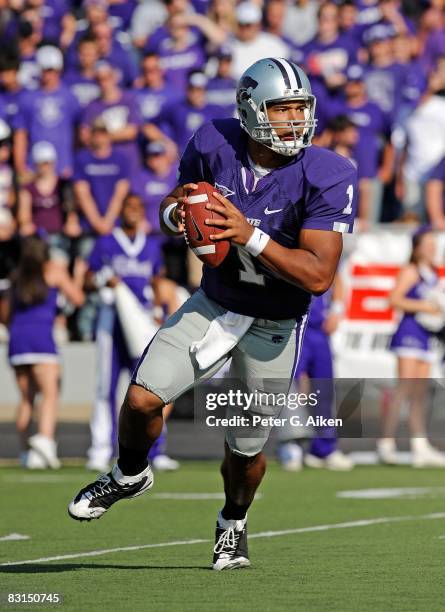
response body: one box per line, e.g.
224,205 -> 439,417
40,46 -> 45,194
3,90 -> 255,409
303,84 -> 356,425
8,287 -> 59,366
389,266 -> 437,362
294,293 -> 337,458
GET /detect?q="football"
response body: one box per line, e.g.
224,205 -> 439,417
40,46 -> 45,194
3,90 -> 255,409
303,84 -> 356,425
183,181 -> 230,268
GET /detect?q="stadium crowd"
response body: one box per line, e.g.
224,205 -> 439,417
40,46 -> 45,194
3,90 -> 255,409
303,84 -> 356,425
2,0 -> 445,468
1,0 -> 445,317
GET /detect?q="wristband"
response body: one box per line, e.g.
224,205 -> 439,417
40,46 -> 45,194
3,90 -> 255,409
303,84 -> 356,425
244,228 -> 270,257
163,202 -> 181,233
330,300 -> 344,316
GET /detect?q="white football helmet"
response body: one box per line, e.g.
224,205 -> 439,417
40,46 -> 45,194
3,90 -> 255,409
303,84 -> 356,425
236,57 -> 317,156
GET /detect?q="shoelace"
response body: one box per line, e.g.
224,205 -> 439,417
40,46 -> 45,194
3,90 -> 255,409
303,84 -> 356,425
213,527 -> 240,556
85,475 -> 118,501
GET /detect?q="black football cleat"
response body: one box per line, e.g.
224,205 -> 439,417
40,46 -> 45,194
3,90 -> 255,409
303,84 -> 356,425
68,463 -> 153,521
212,512 -> 250,570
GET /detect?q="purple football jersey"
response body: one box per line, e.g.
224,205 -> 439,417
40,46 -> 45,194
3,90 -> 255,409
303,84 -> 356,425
73,148 -> 129,231
88,229 -> 163,306
178,119 -> 357,320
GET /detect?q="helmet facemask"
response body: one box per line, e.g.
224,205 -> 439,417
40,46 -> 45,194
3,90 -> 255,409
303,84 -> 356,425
249,96 -> 317,156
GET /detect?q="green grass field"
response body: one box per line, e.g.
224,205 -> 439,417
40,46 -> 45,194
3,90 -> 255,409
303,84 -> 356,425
1,462 -> 445,611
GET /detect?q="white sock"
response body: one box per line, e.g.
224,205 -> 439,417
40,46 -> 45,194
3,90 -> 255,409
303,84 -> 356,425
217,511 -> 247,531
410,437 -> 430,453
378,438 -> 396,450
111,463 -> 151,485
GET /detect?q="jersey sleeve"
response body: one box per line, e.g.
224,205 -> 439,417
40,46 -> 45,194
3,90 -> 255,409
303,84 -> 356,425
302,153 -> 358,234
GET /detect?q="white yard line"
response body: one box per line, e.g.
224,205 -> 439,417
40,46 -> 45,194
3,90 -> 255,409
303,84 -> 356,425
0,534 -> 30,542
2,512 -> 445,567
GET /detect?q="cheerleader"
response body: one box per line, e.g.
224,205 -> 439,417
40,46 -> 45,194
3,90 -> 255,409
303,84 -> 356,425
6,236 -> 84,468
377,227 -> 445,467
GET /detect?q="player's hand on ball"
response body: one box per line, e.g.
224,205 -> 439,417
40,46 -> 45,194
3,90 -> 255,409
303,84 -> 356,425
205,191 -> 254,246
175,183 -> 198,233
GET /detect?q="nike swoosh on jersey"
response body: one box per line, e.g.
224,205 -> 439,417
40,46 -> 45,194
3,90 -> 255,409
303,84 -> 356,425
191,214 -> 204,241
264,207 -> 283,215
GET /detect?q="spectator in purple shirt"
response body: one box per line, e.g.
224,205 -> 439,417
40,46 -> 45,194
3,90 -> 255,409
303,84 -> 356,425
373,0 -> 417,38
328,64 -> 394,224
338,0 -> 363,45
392,32 -> 427,120
25,0 -> 76,48
14,46 -> 81,181
90,20 -> 139,87
363,24 -> 407,124
74,116 -> 130,238
303,1 -> 359,92
130,140 -> 178,234
80,61 -> 141,169
69,0 -> 119,51
206,47 -> 237,118
145,10 -> 226,91
66,2 -> 138,87
158,70 -> 224,155
63,35 -> 101,109
134,53 -> 181,152
16,18 -> 42,90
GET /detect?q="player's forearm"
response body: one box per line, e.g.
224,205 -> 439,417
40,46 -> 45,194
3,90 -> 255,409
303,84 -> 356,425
159,187 -> 185,236
258,240 -> 339,295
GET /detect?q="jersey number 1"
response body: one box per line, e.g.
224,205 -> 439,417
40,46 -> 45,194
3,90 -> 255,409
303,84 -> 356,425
236,246 -> 265,286
342,184 -> 354,215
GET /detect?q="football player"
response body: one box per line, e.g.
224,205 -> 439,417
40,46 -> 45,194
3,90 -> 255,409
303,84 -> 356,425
68,57 -> 357,570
